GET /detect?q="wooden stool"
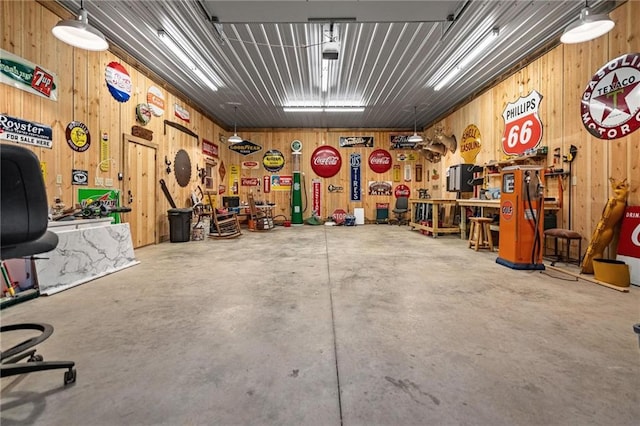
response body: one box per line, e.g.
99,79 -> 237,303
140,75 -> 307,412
468,217 -> 494,251
543,228 -> 582,265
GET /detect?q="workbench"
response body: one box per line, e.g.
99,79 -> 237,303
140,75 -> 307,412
408,199 -> 459,238
457,198 -> 560,240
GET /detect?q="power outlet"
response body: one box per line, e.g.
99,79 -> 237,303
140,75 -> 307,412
56,174 -> 63,184
572,176 -> 577,186
95,177 -> 104,186
105,178 -> 114,187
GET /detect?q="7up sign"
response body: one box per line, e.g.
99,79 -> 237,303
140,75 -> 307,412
501,90 -> 543,156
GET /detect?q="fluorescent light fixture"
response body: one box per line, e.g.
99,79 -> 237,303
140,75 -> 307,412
283,107 -> 364,112
228,106 -> 243,144
284,100 -> 364,108
324,107 -> 364,112
283,107 -> 325,112
321,60 -> 330,92
51,6 -> 108,51
158,30 -> 219,91
560,7 -> 615,44
432,27 -> 499,91
408,106 -> 423,143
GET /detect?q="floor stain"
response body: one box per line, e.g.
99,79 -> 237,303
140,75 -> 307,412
289,369 -> 299,378
385,376 -> 440,406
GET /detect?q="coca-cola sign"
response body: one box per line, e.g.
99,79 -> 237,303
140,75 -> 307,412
311,145 -> 342,178
394,184 -> 410,198
368,149 -> 392,173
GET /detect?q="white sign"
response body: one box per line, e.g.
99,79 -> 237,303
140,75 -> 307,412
0,114 -> 53,149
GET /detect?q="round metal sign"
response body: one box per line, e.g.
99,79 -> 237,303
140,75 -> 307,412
65,121 -> 91,152
310,145 -> 342,178
581,53 -> 640,140
136,103 -> 152,125
368,149 -> 392,173
394,184 -> 410,198
262,149 -> 285,172
105,62 -> 132,103
147,85 -> 165,116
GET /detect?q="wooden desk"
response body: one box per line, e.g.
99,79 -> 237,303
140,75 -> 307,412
457,198 -> 560,240
408,199 -> 459,238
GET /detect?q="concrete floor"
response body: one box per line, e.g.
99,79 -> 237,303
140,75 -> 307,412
1,225 -> 639,426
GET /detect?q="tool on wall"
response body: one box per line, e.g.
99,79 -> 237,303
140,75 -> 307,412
159,178 -> 177,208
164,156 -> 172,174
174,149 -> 192,188
563,145 -> 578,229
197,165 -> 207,185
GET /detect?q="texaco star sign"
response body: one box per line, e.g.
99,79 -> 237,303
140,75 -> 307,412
581,53 -> 640,140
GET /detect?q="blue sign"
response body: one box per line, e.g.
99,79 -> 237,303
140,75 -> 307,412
350,153 -> 361,201
0,114 -> 53,149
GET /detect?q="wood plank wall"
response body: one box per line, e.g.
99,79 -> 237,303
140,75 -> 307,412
2,0 -> 638,253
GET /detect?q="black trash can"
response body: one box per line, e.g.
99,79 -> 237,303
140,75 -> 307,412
167,208 -> 192,242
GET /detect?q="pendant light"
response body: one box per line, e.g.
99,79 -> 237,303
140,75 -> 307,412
408,106 -> 424,143
228,106 -> 243,144
560,5 -> 615,44
51,1 -> 108,51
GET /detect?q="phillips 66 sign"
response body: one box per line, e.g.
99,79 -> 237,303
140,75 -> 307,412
501,90 -> 543,155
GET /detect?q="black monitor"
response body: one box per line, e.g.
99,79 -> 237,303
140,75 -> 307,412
222,196 -> 240,208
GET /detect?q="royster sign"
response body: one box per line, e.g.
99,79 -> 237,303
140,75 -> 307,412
0,114 -> 53,149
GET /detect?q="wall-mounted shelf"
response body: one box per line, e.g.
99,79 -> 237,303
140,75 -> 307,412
544,171 -> 570,178
485,152 -> 547,168
482,152 -> 548,190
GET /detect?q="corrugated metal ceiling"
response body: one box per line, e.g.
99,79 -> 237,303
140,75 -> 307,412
52,0 -> 619,131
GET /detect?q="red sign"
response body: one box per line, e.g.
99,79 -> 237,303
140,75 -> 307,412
31,66 -> 54,97
218,161 -> 226,180
581,53 -> 640,140
263,175 -> 271,193
311,146 -> 342,178
501,200 -> 514,221
618,206 -> 640,257
368,149 -> 392,173
332,209 -> 347,225
241,177 -> 259,186
313,179 -> 321,216
202,138 -> 218,157
394,184 -> 410,198
501,90 -> 543,155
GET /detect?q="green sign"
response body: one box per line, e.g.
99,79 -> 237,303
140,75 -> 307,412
1,49 -> 58,100
77,188 -> 121,224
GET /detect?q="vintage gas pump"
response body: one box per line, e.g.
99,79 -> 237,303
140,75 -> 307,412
291,139 -> 304,225
496,165 -> 545,270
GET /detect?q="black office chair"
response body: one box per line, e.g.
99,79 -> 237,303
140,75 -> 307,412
392,196 -> 410,226
1,143 -> 77,386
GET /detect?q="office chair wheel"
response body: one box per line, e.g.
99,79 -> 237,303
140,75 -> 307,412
64,368 -> 77,385
28,354 -> 44,362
